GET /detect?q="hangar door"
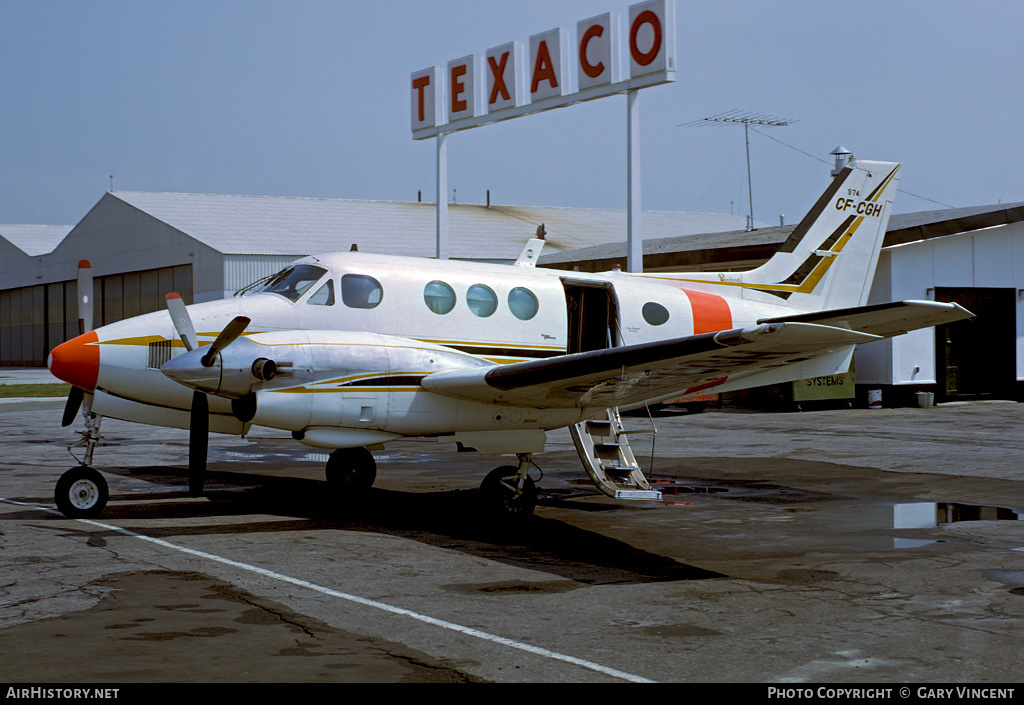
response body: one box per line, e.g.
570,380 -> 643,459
935,288 -> 1016,400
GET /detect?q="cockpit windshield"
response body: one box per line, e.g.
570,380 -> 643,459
235,264 -> 327,302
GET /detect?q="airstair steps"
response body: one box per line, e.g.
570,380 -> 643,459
570,408 -> 661,500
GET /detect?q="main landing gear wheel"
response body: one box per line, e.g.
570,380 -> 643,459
55,466 -> 109,519
480,465 -> 537,518
325,447 -> 377,496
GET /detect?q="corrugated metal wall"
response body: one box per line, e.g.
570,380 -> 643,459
222,255 -> 304,295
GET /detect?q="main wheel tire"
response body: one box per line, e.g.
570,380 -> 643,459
55,466 -> 109,518
325,447 -> 377,494
480,465 -> 537,518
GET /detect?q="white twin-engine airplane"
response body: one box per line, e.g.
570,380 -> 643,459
47,159 -> 971,519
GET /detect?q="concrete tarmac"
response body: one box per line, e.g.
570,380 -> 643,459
1,396 -> 1023,683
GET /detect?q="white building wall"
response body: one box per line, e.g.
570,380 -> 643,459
890,240 -> 938,386
855,253 -> 893,383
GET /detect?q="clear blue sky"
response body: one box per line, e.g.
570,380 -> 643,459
2,0 -> 1021,228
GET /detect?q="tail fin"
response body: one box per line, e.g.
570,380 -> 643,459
653,158 -> 901,312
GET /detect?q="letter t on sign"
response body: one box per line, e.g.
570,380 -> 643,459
410,66 -> 443,132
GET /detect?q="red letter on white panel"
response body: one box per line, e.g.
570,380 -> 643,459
447,55 -> 479,122
577,13 -> 617,89
529,28 -> 567,102
410,66 -> 443,133
628,0 -> 676,78
486,42 -> 523,114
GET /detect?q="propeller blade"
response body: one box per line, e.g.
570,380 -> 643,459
77,260 -> 93,334
62,386 -> 86,427
165,292 -> 198,352
201,316 -> 251,367
188,390 -> 208,497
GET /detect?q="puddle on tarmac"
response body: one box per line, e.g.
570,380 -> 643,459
568,477 -> 1021,549
886,502 -> 1021,548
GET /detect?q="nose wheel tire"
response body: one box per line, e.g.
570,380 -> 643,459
55,466 -> 109,518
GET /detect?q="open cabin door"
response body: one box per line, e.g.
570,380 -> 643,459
561,279 -> 661,501
562,280 -> 619,354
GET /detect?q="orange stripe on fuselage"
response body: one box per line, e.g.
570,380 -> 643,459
681,289 -> 733,334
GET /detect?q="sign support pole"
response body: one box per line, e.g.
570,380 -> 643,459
436,132 -> 449,260
626,89 -> 642,273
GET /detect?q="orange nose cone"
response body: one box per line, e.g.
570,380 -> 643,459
48,331 -> 100,392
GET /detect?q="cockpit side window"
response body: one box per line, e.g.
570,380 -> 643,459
342,274 -> 383,309
307,280 -> 335,306
255,265 -> 328,302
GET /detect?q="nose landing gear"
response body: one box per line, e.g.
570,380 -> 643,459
56,408 -> 109,519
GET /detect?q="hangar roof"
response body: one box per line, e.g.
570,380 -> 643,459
539,201 -> 1024,272
0,224 -> 73,256
109,191 -> 756,260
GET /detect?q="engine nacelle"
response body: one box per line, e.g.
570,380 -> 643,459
160,337 -> 294,400
242,330 -> 489,434
162,328 -> 539,440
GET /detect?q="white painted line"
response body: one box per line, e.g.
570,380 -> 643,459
0,397 -> 65,404
2,498 -> 655,683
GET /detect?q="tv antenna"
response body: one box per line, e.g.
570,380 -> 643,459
682,111 -> 795,230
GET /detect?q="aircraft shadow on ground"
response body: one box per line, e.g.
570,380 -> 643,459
40,463 -> 725,585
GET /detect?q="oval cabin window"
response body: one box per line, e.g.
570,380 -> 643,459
424,280 -> 456,314
642,302 -> 670,326
508,287 -> 539,320
467,284 -> 498,317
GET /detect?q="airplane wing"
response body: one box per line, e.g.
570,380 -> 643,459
421,322 -> 879,409
757,300 -> 972,338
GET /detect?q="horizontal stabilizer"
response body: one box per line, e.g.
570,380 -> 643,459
422,322 -> 878,410
757,300 -> 973,338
